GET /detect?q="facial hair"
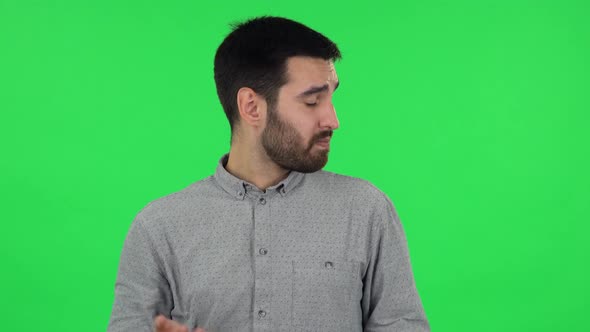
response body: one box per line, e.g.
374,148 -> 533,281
261,104 -> 332,173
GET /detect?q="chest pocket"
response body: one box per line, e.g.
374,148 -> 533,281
291,259 -> 362,331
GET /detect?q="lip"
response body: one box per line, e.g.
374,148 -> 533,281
315,138 -> 331,148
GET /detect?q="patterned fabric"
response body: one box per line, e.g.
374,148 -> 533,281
107,154 -> 430,331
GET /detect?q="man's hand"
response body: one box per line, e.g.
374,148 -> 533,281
154,315 -> 206,332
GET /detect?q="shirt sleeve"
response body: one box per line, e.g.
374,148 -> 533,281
107,215 -> 173,332
361,193 -> 431,332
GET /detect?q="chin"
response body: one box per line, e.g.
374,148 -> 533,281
300,157 -> 329,173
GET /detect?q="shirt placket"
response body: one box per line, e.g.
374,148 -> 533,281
252,192 -> 272,330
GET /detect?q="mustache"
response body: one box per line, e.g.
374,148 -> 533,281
307,130 -> 333,151
314,131 -> 333,141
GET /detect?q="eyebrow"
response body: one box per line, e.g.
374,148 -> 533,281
296,80 -> 340,98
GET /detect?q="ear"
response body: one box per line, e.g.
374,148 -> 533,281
236,87 -> 266,128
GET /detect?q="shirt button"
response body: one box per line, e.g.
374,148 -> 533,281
259,197 -> 266,205
325,261 -> 334,269
259,248 -> 268,255
258,310 -> 267,318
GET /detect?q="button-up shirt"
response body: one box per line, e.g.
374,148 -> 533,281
107,154 -> 430,331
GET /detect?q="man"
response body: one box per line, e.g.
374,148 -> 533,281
108,16 -> 430,332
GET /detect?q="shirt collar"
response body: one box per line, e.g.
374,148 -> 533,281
213,153 -> 305,200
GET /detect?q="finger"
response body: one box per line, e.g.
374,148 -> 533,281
154,315 -> 189,332
154,315 -> 168,330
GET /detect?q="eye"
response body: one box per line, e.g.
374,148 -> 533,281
304,101 -> 318,107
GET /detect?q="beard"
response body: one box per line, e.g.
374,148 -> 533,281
261,104 -> 332,173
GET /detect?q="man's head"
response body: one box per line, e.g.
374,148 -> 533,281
214,16 -> 341,172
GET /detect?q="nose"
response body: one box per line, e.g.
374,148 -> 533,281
320,102 -> 340,131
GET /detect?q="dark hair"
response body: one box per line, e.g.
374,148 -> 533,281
213,16 -> 342,135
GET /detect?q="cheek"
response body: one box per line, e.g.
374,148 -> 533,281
277,102 -> 318,142
282,112 -> 312,135
292,119 -> 315,143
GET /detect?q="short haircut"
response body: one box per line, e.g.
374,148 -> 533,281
213,16 -> 342,136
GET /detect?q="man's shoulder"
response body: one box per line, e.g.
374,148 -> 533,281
309,170 -> 391,203
311,170 -> 401,228
132,175 -> 218,226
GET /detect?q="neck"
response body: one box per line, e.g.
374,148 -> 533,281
225,140 -> 290,191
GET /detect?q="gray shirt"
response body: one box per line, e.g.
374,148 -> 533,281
107,154 -> 430,332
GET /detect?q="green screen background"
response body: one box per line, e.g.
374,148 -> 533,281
1,0 -> 588,331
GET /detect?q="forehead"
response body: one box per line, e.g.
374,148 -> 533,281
284,56 -> 338,89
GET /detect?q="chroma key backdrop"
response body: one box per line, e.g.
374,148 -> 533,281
1,1 -> 588,331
